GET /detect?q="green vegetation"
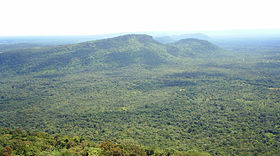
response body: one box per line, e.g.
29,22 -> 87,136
0,34 -> 280,155
0,128 -> 210,155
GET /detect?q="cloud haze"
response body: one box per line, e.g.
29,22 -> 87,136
0,0 -> 279,36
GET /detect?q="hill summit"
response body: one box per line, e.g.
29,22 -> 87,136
82,34 -> 158,49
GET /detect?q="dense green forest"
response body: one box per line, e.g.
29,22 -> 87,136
0,128 -> 210,155
0,34 -> 279,155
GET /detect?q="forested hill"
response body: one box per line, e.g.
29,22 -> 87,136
0,34 -> 225,76
154,33 -> 211,44
168,38 -> 224,57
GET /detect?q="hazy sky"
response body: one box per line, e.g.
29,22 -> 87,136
0,0 -> 279,36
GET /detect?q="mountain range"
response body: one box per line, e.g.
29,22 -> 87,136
0,34 -> 225,76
